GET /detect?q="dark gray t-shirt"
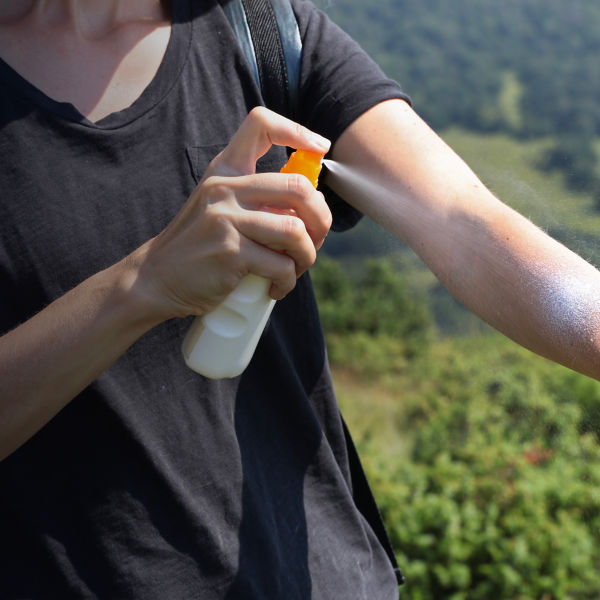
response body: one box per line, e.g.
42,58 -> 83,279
0,1 -> 408,597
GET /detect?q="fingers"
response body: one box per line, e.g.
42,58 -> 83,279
146,109 -> 332,317
213,107 -> 330,176
235,210 -> 317,277
202,178 -> 323,277
211,172 -> 333,249
235,238 -> 298,300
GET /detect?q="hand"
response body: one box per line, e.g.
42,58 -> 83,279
136,107 -> 332,321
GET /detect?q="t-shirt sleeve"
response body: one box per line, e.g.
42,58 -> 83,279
291,0 -> 410,230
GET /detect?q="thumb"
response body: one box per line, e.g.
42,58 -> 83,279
217,107 -> 330,175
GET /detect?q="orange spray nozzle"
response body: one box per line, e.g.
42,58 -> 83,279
280,149 -> 324,188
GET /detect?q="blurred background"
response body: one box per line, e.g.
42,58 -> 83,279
311,1 -> 600,597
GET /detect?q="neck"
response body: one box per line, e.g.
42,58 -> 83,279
0,1 -> 170,37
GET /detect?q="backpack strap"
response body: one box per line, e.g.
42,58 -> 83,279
220,0 -> 261,87
220,0 -> 363,231
220,0 -> 301,119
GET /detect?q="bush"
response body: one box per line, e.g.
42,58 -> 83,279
326,332 -> 409,378
345,335 -> 600,599
536,135 -> 600,194
311,256 -> 432,361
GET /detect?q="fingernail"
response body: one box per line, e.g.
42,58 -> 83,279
310,133 -> 331,152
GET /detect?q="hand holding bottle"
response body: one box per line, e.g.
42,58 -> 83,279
182,147 -> 326,378
140,107 -> 331,317
136,107 -> 331,376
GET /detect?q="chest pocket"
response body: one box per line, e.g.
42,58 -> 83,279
186,143 -> 288,184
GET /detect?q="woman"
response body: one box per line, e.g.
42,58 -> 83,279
0,1 -> 402,597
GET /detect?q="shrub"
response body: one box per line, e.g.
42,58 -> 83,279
311,256 -> 432,362
346,335 -> 600,599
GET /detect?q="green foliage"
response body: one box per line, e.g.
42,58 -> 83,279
311,255 -> 432,366
497,71 -> 523,133
314,0 -> 600,202
537,135 -> 600,196
356,259 -> 430,342
335,335 -> 600,598
326,332 -> 410,378
316,0 -> 600,138
306,5 -> 600,588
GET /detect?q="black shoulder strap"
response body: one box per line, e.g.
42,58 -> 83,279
220,0 -> 363,232
220,0 -> 301,119
219,1 -> 403,585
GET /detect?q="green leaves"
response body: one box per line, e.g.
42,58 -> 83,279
311,256 -> 432,374
316,0 -> 600,212
333,330 -> 600,598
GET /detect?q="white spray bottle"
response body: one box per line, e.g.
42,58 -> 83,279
182,149 -> 324,379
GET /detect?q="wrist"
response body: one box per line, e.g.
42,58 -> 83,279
114,240 -> 191,330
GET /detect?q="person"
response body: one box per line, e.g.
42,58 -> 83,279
1,0 -> 599,598
0,1 -> 402,598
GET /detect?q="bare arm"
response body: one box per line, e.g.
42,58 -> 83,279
0,107 -> 331,460
327,99 -> 600,380
0,255 -> 165,460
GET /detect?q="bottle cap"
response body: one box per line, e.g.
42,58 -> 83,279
280,149 -> 324,188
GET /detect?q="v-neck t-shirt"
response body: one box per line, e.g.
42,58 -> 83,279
0,1 -> 409,598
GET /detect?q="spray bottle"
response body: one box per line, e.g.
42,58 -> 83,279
182,149 -> 324,379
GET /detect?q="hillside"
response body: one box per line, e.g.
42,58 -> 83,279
315,0 -> 600,204
315,0 -> 600,136
308,4 -> 600,595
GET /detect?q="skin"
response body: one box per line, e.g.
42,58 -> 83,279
0,0 -> 173,122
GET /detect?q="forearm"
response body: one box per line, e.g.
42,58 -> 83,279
0,246 -> 161,460
419,199 -> 600,378
328,99 -> 600,380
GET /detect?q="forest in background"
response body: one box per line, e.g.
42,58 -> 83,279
309,1 -> 600,597
316,0 -> 600,205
